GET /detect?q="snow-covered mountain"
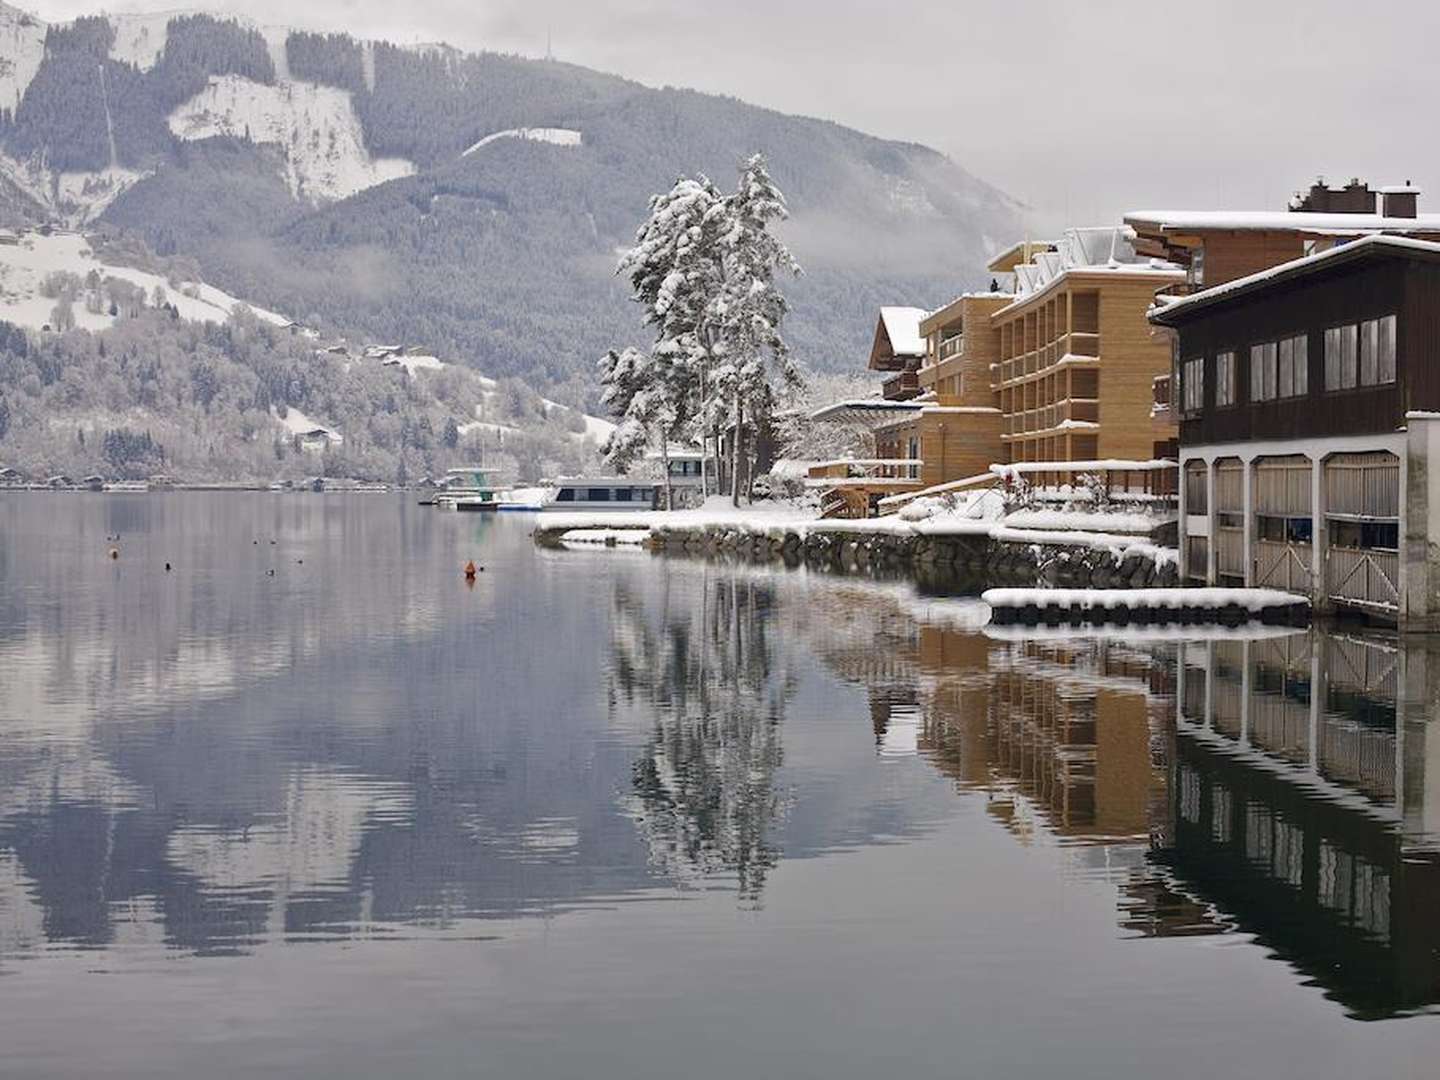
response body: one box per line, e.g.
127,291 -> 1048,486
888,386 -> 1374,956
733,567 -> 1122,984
0,2 -> 1025,405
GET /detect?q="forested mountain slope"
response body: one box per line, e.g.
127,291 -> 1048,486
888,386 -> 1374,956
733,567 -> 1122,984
0,4 -> 1022,407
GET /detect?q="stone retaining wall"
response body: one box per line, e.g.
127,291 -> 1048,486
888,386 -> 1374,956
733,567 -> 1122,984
536,521 -> 1181,591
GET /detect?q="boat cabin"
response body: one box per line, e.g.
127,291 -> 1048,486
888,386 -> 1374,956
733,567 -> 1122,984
546,478 -> 659,511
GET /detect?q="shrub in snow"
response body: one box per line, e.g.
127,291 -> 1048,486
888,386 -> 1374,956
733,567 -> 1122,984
1000,475 -> 1035,514
1076,471 -> 1112,511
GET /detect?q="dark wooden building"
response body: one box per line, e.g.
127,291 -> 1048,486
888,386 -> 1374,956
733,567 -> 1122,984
1149,235 -> 1440,626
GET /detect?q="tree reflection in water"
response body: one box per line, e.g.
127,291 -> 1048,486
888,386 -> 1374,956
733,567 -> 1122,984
608,572 -> 799,905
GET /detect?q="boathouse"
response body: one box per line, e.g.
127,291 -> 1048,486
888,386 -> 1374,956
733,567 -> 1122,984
1150,233 -> 1440,627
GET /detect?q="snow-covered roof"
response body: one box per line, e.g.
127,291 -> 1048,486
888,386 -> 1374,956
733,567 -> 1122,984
1000,226 -> 1182,309
879,306 -> 927,357
1149,234 -> 1440,324
1126,209 -> 1440,235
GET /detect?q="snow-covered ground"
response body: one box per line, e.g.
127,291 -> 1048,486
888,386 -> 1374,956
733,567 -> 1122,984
106,10 -> 174,69
0,3 -> 44,117
463,128 -> 583,156
0,150 -> 150,225
169,75 -> 416,202
539,491 -> 1179,567
272,406 -> 341,443
0,231 -> 290,332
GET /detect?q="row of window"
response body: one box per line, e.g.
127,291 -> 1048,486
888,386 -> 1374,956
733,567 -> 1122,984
555,487 -> 655,502
1181,315 -> 1397,414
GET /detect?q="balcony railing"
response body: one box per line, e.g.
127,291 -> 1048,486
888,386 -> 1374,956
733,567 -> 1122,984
939,334 -> 964,360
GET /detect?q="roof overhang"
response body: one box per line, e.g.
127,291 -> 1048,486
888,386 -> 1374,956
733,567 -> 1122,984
1149,234 -> 1440,327
809,399 -> 923,428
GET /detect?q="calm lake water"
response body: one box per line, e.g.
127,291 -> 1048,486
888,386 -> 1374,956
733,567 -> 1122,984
2,493 -> 1439,1078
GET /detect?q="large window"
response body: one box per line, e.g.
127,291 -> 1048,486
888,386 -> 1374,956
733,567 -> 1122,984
1359,314 -> 1397,385
1216,351 -> 1236,407
1250,341 -> 1278,402
1182,357 -> 1204,413
1278,334 -> 1308,398
1325,324 -> 1358,390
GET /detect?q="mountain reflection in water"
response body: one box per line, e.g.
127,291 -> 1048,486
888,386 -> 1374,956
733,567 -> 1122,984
1,492 -> 1440,1046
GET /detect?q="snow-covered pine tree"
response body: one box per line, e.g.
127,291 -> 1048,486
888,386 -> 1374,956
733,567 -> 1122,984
614,176 -> 726,496
710,154 -> 802,504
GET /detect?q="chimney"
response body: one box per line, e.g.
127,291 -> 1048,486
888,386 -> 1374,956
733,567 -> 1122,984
1381,182 -> 1420,219
1290,177 -> 1377,214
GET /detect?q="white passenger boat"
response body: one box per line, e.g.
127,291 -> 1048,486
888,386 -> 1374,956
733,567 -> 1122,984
536,478 -> 660,511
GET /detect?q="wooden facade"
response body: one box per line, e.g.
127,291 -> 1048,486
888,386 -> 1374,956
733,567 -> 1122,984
1155,236 -> 1440,625
991,269 -> 1182,464
1155,244 -> 1440,446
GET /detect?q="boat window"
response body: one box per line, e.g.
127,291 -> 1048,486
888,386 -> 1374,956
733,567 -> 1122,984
587,488 -> 611,501
556,488 -> 575,502
613,488 -> 632,501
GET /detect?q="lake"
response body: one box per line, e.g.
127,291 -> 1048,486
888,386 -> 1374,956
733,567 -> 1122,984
1,492 -> 1438,1079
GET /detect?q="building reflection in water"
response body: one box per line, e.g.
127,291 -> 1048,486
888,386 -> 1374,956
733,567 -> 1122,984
807,578 -> 1440,1018
1167,632 -> 1440,1019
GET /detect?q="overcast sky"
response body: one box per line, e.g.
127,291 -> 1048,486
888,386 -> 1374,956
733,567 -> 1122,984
28,0 -> 1440,232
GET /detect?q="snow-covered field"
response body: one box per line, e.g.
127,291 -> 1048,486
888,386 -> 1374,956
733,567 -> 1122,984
0,4 -> 43,116
169,75 -> 416,202
0,231 -> 290,332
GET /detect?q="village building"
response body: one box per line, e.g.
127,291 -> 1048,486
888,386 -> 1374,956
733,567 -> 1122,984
1149,233 -> 1440,627
868,306 -> 929,402
990,226 -> 1183,469
1127,178 -> 1440,294
808,228 -> 1187,515
869,292 -> 1007,490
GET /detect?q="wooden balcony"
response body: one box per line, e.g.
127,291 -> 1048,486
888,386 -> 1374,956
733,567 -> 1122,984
881,370 -> 922,401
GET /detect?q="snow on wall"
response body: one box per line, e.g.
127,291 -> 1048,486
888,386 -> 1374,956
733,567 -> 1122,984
0,230 -> 289,333
0,3 -> 44,115
168,75 -> 416,202
463,128 -> 583,157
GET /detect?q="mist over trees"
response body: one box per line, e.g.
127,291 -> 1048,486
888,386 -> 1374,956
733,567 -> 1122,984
0,8 -> 1021,416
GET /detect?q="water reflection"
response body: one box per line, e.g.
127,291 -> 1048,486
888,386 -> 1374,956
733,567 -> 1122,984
4,493 -> 1440,1028
608,577 -> 794,903
1164,633 -> 1440,1019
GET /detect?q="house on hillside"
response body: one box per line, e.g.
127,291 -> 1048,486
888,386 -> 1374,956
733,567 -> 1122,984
295,427 -> 343,453
1149,233 -> 1440,627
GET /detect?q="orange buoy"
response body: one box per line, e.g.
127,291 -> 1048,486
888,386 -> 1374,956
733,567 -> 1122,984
464,560 -> 477,579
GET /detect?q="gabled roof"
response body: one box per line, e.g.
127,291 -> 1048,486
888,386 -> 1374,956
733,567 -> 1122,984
1149,234 -> 1440,325
878,306 -> 927,358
